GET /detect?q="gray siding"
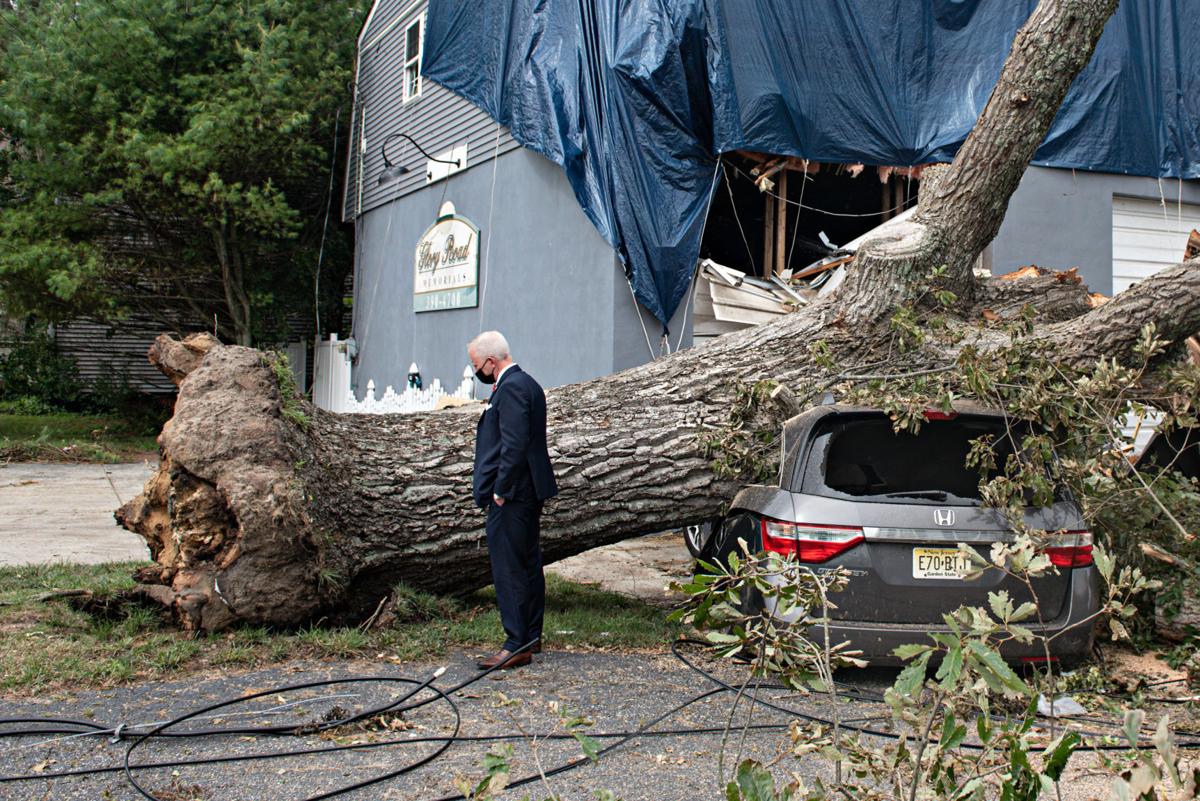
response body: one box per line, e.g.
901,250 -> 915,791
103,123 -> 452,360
352,147 -> 681,396
344,1 -> 683,397
992,166 -> 1200,296
363,0 -> 419,31
54,319 -> 178,394
343,0 -> 521,223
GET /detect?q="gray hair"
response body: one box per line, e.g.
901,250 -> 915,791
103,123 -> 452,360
469,330 -> 510,361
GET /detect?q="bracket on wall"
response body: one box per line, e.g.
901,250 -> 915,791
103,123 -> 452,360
427,143 -> 468,184
378,132 -> 464,186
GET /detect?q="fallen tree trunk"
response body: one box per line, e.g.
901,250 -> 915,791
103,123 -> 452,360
117,0 -> 1200,631
118,257 -> 1199,631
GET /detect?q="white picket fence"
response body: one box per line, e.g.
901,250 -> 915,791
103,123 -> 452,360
312,333 -> 475,414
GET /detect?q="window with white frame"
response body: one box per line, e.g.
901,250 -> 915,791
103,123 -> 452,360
403,15 -> 423,102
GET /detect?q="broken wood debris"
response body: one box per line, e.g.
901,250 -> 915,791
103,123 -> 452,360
791,254 -> 854,281
693,259 -> 806,342
998,264 -> 1084,284
1000,265 -> 1043,281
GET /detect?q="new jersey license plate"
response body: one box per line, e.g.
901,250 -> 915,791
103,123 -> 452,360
912,547 -> 970,580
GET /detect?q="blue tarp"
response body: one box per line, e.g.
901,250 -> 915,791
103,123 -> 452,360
423,0 -> 1200,327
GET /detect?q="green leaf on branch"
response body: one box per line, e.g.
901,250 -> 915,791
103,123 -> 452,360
1043,731 -> 1080,781
894,650 -> 931,698
893,643 -> 934,661
966,641 -> 1030,698
935,643 -> 964,689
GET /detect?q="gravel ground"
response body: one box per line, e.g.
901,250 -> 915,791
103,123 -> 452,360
0,645 -> 1174,801
0,647 -> 897,801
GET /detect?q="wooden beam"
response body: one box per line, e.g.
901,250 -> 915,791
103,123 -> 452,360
786,157 -> 819,174
791,254 -> 854,281
750,157 -> 787,177
775,170 -> 787,276
762,193 -> 775,278
736,150 -> 773,164
753,159 -> 788,193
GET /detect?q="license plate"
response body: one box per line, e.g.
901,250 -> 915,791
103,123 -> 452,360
912,547 -> 970,580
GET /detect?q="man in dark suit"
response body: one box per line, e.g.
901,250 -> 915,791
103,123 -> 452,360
468,331 -> 558,670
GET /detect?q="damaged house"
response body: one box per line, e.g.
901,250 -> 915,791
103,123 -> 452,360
339,0 -> 1199,398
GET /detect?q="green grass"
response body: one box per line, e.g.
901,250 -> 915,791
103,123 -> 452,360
0,563 -> 685,696
370,575 -> 682,662
0,412 -> 159,462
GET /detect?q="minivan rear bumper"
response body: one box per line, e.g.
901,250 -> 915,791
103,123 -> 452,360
783,567 -> 1100,666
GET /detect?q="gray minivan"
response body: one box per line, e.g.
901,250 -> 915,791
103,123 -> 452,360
701,403 -> 1100,665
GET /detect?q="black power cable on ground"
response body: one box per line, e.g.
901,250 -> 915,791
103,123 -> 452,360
669,639 -> 1200,751
1,640 -> 540,799
1,638 -> 1199,800
123,672 -> 460,801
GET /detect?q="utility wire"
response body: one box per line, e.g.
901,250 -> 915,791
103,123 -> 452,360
668,154 -> 725,354
728,163 -> 918,219
722,163 -> 757,272
477,118 -> 505,335
3,638 -> 1199,799
312,104 -> 343,348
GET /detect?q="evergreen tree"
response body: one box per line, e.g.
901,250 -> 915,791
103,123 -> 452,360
0,0 -> 366,345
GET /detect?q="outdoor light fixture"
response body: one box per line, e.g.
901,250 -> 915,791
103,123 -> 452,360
377,131 -> 461,185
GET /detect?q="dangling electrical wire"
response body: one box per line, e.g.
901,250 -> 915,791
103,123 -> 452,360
723,163 -> 757,272
353,148 -> 407,378
673,264 -> 699,354
784,160 -> 810,272
625,274 -> 657,360
313,104 -> 342,348
666,155 -> 724,354
477,118 -> 506,335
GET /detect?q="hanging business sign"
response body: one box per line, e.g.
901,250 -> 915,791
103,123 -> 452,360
414,201 -> 480,313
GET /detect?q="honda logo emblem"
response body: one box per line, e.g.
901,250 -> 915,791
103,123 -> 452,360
934,509 -> 956,527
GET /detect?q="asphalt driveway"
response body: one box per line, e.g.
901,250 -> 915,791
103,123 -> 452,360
0,648 -> 859,801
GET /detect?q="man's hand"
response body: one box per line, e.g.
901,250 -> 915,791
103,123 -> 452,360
493,494 -> 506,507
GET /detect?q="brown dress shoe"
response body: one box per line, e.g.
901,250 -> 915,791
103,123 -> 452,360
477,649 -> 533,670
532,638 -> 543,654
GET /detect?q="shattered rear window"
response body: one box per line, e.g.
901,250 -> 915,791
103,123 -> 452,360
800,414 -> 1027,505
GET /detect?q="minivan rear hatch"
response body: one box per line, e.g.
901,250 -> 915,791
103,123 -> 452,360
794,412 -> 1082,625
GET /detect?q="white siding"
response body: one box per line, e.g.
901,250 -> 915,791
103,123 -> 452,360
1111,195 -> 1200,294
1111,194 -> 1199,453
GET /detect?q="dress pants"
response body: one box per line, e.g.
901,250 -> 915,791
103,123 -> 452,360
485,499 -> 545,653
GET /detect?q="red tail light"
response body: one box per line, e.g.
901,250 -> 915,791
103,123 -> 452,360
760,518 -> 864,563
1045,530 -> 1093,568
923,409 -> 958,421
1020,656 -> 1060,665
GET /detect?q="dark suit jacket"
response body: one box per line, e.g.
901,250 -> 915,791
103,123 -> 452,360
473,365 -> 558,509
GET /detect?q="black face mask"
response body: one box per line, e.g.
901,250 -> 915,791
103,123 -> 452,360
475,360 -> 495,384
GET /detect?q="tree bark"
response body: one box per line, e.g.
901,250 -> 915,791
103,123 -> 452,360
213,216 -> 254,347
116,0 -> 1195,632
